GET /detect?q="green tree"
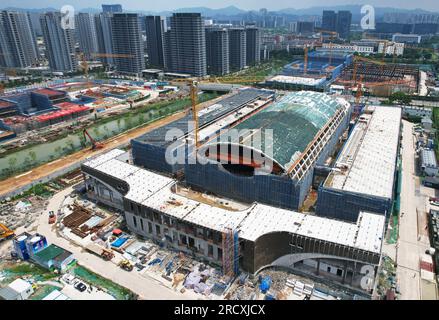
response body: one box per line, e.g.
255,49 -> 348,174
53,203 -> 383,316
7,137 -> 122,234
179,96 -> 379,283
28,151 -> 37,165
8,157 -> 17,173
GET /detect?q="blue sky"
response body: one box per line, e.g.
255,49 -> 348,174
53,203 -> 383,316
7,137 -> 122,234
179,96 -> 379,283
1,0 -> 438,12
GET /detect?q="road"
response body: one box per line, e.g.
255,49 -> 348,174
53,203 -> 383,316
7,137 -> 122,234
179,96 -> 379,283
396,120 -> 433,300
34,187 -> 199,300
0,94 -> 228,198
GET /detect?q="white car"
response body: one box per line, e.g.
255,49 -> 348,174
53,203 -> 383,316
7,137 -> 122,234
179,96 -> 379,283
62,273 -> 76,285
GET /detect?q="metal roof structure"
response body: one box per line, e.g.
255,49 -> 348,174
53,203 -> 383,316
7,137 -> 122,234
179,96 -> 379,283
421,148 -> 437,169
132,88 -> 274,148
83,150 -> 385,254
326,107 -> 402,199
217,91 -> 348,168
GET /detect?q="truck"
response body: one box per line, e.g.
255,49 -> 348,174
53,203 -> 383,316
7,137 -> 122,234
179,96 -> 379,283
48,211 -> 56,224
85,243 -> 115,261
118,260 -> 133,272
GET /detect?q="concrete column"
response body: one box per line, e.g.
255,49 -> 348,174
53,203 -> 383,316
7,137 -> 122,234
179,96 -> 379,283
351,261 -> 356,285
316,259 -> 320,275
342,261 -> 348,284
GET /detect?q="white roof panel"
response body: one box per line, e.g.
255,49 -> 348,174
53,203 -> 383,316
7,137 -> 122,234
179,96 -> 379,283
328,107 -> 401,198
83,149 -> 125,168
84,149 -> 385,255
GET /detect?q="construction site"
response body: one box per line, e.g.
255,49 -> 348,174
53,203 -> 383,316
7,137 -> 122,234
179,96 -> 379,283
336,60 -> 420,96
76,84 -> 403,299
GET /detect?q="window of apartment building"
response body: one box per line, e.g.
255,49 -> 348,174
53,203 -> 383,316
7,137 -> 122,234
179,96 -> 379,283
208,244 -> 214,257
140,218 -> 144,231
155,224 -> 161,236
217,248 -> 222,260
148,221 -> 153,234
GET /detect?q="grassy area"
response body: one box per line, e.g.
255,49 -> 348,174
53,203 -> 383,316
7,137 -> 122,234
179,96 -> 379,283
30,285 -> 60,300
216,52 -> 299,85
0,261 -> 58,284
72,265 -> 137,300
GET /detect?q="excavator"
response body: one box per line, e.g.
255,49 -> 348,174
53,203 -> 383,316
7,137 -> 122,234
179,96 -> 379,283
82,129 -> 104,151
0,223 -> 14,242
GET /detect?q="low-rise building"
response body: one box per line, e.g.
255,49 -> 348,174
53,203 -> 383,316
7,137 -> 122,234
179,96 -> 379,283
0,279 -> 34,300
420,148 -> 438,177
33,244 -> 75,271
378,42 -> 405,56
392,34 -> 422,44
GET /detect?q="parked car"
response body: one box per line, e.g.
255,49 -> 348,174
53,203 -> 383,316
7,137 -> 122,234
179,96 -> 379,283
62,274 -> 75,285
74,282 -> 87,292
430,201 -> 439,207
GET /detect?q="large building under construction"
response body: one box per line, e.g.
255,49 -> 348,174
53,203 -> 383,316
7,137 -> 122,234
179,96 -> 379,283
80,89 -> 403,294
316,106 -> 402,222
132,89 -> 351,210
82,149 -> 385,285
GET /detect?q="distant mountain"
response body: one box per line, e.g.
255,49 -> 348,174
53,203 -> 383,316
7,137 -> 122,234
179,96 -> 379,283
3,7 -> 57,13
279,5 -> 435,16
137,6 -> 246,17
1,4 -> 437,18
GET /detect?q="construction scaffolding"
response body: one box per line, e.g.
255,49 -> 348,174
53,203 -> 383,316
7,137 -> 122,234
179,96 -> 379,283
222,227 -> 240,277
339,62 -> 419,88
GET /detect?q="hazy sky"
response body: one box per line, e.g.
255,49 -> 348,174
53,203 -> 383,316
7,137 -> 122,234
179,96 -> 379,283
1,0 -> 438,12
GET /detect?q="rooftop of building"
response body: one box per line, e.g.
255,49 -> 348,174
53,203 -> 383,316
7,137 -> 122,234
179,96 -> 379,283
83,149 -> 385,254
0,100 -> 15,108
34,244 -> 72,263
133,88 -> 274,148
214,91 -> 349,168
32,88 -> 65,97
325,106 -> 402,199
421,148 -> 437,168
269,75 -> 327,86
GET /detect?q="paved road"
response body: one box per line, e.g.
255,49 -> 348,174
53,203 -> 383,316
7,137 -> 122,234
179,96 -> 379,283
396,120 -> 431,300
35,187 -> 199,300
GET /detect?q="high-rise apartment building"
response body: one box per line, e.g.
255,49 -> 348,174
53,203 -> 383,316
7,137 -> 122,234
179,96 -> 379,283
0,10 -> 39,68
95,12 -> 115,66
228,28 -> 246,71
336,11 -> 352,39
145,16 -> 166,68
205,27 -> 229,76
322,10 -> 337,31
40,12 -> 77,72
165,13 -> 207,77
111,13 -> 145,75
245,26 -> 261,66
102,4 -> 123,13
75,13 -> 99,59
321,10 -> 352,39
